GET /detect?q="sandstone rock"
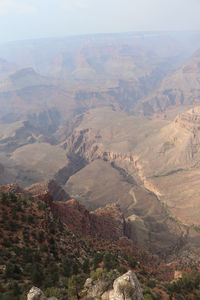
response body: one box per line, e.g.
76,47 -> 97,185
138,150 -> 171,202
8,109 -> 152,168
85,277 -> 112,299
85,271 -> 143,300
102,271 -> 144,300
84,278 -> 93,289
27,286 -> 47,300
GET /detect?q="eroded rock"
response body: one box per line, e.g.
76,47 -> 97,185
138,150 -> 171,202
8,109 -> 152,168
85,271 -> 144,300
107,270 -> 144,300
27,286 -> 47,300
27,287 -> 58,300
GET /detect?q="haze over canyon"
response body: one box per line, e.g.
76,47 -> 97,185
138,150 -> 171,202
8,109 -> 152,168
2,31 -> 200,299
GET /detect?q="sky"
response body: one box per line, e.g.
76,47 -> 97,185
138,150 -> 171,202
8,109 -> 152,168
0,0 -> 200,42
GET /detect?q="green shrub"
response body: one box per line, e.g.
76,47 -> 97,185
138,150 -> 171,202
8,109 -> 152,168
103,252 -> 119,271
30,264 -> 44,286
90,268 -> 106,280
68,274 -> 86,299
127,256 -> 136,269
144,294 -> 154,300
45,287 -> 65,300
82,259 -> 90,274
62,258 -> 71,277
145,279 -> 156,288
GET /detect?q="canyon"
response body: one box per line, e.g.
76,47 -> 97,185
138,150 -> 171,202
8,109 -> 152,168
2,32 -> 200,298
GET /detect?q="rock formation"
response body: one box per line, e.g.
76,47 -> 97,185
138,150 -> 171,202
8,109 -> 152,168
107,270 -> 144,300
84,271 -> 144,300
174,107 -> 200,132
27,287 -> 58,300
37,189 -> 126,240
27,287 -> 47,300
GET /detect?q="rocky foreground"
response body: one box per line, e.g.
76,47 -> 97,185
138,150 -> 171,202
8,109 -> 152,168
27,270 -> 144,300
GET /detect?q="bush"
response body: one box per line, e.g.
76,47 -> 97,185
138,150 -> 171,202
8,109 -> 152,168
4,264 -> 21,280
127,256 -> 136,269
92,252 -> 103,269
144,294 -> 154,300
82,259 -> 90,274
0,294 -> 13,300
145,279 -> 156,288
31,264 -> 44,286
166,270 -> 200,294
90,268 -> 106,280
45,263 -> 59,286
68,274 -> 86,299
45,287 -> 66,299
62,258 -> 71,277
103,252 -> 119,271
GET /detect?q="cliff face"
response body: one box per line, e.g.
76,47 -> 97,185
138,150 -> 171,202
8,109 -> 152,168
65,127 -> 137,169
137,56 -> 200,115
174,107 -> 200,132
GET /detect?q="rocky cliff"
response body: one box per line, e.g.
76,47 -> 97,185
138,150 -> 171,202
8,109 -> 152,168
29,181 -> 126,241
137,55 -> 200,115
174,107 -> 200,132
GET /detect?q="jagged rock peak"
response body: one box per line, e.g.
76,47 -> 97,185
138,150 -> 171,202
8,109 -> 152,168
174,106 -> 200,132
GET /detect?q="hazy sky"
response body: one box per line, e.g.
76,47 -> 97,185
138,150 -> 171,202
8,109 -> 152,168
0,0 -> 200,42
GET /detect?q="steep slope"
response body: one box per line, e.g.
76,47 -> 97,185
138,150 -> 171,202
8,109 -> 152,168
0,182 -> 175,299
25,180 -> 126,241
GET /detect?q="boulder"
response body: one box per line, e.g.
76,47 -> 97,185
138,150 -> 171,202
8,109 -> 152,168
27,287 -> 47,300
27,287 -> 58,300
85,271 -> 144,300
107,270 -> 144,300
85,277 -> 112,299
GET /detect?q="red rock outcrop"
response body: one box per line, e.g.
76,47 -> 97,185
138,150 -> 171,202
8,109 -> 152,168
25,181 -> 126,241
0,181 -> 125,245
38,195 -> 126,241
